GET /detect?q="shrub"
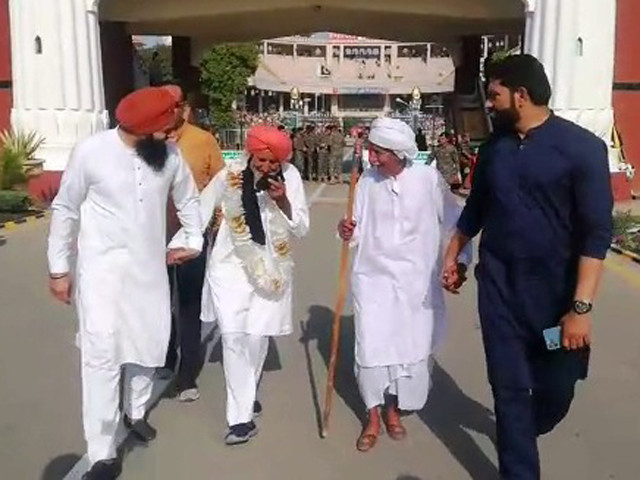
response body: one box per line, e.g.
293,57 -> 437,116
0,148 -> 27,190
0,190 -> 32,212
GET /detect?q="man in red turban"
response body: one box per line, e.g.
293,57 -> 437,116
168,124 -> 309,446
47,86 -> 202,479
115,86 -> 182,172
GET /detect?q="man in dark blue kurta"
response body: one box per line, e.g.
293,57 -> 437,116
443,55 -> 613,479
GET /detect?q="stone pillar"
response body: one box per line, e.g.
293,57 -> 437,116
0,0 -> 11,131
454,36 -> 481,97
9,0 -> 108,171
525,0 -> 617,170
100,22 -> 133,128
383,93 -> 390,113
171,37 -> 193,87
331,93 -> 339,116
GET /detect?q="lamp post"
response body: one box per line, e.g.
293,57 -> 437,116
410,86 -> 422,132
290,87 -> 301,129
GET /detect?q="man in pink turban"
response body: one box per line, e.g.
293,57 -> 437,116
168,124 -> 309,445
245,124 -> 293,163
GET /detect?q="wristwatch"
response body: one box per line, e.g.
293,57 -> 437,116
572,300 -> 593,315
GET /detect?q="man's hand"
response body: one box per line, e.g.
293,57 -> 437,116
442,260 -> 468,294
268,179 -> 293,220
338,218 -> 356,242
560,312 -> 592,350
167,248 -> 200,265
268,179 -> 287,203
49,275 -> 72,305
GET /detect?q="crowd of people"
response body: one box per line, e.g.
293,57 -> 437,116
47,54 -> 613,480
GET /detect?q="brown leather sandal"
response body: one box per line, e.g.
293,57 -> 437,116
384,415 -> 407,441
356,428 -> 380,452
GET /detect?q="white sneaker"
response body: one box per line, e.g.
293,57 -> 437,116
178,388 -> 200,403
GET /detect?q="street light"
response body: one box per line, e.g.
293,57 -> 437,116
290,87 -> 301,128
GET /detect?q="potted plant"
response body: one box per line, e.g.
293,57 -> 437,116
0,128 -> 46,184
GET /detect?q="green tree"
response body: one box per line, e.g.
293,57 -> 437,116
200,43 -> 260,128
137,45 -> 173,85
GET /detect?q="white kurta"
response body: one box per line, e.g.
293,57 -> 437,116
350,163 -> 472,370
170,161 -> 310,336
48,129 -> 203,367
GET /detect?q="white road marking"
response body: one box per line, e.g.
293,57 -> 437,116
307,183 -> 327,206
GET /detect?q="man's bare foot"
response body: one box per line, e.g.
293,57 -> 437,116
356,407 -> 381,452
384,400 -> 407,441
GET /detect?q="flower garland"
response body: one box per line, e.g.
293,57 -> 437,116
222,167 -> 294,296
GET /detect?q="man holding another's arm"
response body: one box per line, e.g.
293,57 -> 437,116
442,55 -> 613,480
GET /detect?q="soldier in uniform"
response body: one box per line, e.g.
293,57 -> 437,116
432,132 -> 461,189
303,124 -> 318,181
317,125 -> 331,183
292,128 -> 306,176
328,125 -> 346,184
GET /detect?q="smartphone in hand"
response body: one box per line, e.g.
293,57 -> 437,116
543,326 -> 562,351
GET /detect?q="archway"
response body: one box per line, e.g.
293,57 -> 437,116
5,0 -> 630,199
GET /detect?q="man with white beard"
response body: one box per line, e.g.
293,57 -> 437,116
338,117 -> 471,452
47,87 -> 203,479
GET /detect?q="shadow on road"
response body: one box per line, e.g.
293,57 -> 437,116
41,454 -> 82,480
301,305 -> 498,479
300,305 -> 367,431
418,361 -> 498,480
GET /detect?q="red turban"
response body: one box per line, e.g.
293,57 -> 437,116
115,87 -> 178,135
245,125 -> 292,162
163,84 -> 183,103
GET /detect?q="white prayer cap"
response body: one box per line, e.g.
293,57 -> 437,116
368,117 -> 419,162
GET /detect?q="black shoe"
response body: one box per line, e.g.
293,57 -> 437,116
81,459 -> 122,480
124,416 -> 157,442
253,400 -> 263,418
224,421 -> 258,445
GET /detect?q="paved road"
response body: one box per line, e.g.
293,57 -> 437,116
1,184 -> 639,479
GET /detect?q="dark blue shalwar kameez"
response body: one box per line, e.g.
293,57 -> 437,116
457,114 -> 613,479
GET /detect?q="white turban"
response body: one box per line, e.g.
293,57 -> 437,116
368,117 -> 419,162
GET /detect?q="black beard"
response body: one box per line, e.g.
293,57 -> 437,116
135,135 -> 168,172
490,94 -> 520,134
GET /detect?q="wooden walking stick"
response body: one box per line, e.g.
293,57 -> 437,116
321,163 -> 360,438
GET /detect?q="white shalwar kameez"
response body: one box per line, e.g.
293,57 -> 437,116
350,162 -> 472,411
170,160 -> 309,425
48,129 -> 203,464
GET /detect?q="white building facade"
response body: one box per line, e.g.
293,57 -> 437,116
6,0 -> 622,175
